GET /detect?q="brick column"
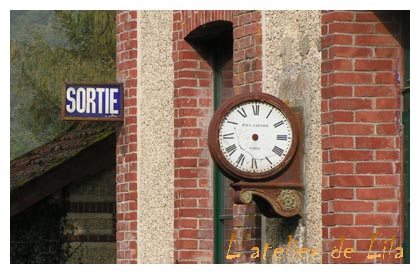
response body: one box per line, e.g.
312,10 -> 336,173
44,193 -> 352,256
232,11 -> 263,94
115,10 -> 138,264
173,10 -> 233,264
231,204 -> 261,263
230,10 -> 263,263
321,11 -> 403,263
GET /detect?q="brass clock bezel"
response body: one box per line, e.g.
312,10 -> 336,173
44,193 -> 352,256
208,92 -> 298,182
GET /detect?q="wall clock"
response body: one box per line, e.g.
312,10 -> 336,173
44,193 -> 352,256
208,92 -> 298,182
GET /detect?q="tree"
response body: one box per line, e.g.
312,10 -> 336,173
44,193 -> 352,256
10,11 -> 116,159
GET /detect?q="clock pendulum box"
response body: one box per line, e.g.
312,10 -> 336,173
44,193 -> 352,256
208,93 -> 304,218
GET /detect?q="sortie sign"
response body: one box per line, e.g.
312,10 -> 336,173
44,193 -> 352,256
62,83 -> 124,121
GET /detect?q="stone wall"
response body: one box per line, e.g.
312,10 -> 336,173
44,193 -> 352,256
262,10 -> 323,263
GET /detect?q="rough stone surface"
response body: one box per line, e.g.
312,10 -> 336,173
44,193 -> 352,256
137,10 -> 174,263
262,10 -> 322,264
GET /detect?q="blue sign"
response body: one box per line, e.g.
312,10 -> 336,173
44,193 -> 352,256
62,83 -> 124,121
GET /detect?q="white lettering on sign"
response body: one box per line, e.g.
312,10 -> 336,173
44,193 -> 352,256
66,87 -> 120,115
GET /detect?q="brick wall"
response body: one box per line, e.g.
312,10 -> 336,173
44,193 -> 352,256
321,11 -> 403,263
115,10 -> 138,264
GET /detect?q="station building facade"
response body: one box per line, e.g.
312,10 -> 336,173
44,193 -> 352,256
115,10 -> 409,264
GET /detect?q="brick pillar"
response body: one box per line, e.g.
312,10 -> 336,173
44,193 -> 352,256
229,10 -> 263,264
231,204 -> 261,263
173,10 -> 233,264
321,11 -> 403,263
115,10 -> 138,264
232,11 -> 263,94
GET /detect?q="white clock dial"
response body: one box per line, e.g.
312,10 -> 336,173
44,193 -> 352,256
218,101 -> 293,173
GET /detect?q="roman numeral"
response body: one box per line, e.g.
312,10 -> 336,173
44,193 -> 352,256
223,133 -> 234,140
272,146 -> 284,157
274,120 -> 285,128
236,153 -> 245,166
225,144 -> 237,156
252,104 -> 260,116
266,107 -> 273,119
227,121 -> 238,125
277,135 -> 288,141
265,156 -> 273,165
237,108 -> 247,118
252,158 -> 258,169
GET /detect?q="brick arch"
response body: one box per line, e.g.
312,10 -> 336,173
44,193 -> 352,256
177,11 -> 233,40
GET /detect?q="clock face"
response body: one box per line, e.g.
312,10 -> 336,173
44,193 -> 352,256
218,100 -> 294,174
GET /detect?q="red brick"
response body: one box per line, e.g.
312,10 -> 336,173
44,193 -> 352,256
376,98 -> 400,109
329,22 -> 374,34
375,175 -> 400,186
175,148 -> 202,158
329,226 -> 374,238
178,198 -> 197,208
178,208 -> 212,218
356,162 -> 393,174
355,111 -> 397,122
329,124 -> 374,135
323,238 -> 355,252
179,168 -> 208,179
174,239 -> 198,250
357,239 -> 389,251
356,35 -> 395,46
332,201 -> 374,212
329,46 -> 373,58
322,188 -> 354,200
322,86 -> 353,99
322,137 -> 354,149
321,34 -> 353,48
354,85 -> 396,97
323,214 -> 353,226
375,47 -> 399,58
174,78 -> 198,87
180,128 -> 203,137
323,162 -> 354,174
375,227 -> 400,238
355,12 -> 380,22
330,150 -> 373,162
355,60 -> 393,71
321,111 -> 354,124
330,175 -> 374,187
329,73 -> 373,84
376,201 -> 399,212
179,189 -> 210,198
375,72 -> 398,84
174,179 -> 197,188
175,118 -> 197,128
356,188 -> 395,199
355,137 -> 394,149
322,11 -> 354,24
355,214 -> 395,225
376,151 -> 400,161
329,98 -> 372,110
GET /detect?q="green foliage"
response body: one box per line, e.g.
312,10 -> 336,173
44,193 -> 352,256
10,193 -> 70,264
10,11 -> 116,160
